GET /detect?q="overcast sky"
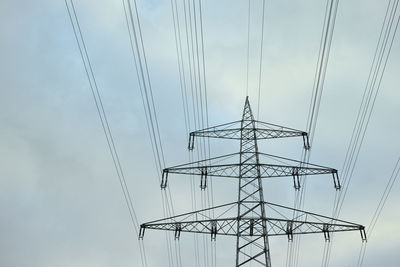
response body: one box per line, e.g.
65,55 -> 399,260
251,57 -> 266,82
0,0 -> 399,266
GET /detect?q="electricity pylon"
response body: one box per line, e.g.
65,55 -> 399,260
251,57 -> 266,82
139,97 -> 366,266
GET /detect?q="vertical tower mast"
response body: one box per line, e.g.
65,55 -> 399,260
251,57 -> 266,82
236,97 -> 271,266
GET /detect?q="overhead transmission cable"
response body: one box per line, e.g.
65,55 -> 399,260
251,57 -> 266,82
325,1 -> 400,266
190,0 -> 212,265
333,0 -> 399,220
246,0 -> 251,97
286,1 -> 339,266
182,0 -> 202,265
356,157 -> 400,267
188,0 -> 203,265
245,0 -> 267,120
172,0 -> 214,265
257,0 -> 266,120
197,0 -> 216,265
64,0 -> 147,266
121,0 -> 183,266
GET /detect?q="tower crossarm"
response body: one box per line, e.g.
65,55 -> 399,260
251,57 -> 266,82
188,120 -> 310,150
164,163 -> 334,178
160,153 -> 340,190
139,201 -> 238,240
139,201 -> 366,242
262,201 -> 366,241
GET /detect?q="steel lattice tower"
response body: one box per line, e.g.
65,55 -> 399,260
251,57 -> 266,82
139,98 -> 366,266
236,98 -> 271,266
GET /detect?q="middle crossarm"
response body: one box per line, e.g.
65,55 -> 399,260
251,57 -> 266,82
160,153 -> 340,189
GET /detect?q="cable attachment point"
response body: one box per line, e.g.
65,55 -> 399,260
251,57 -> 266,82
200,168 -> 208,190
360,226 -> 367,242
211,221 -> 217,241
332,170 -> 341,190
175,223 -> 182,240
322,224 -> 330,242
160,170 -> 168,189
302,132 -> 311,150
188,132 -> 195,151
292,167 -> 301,190
286,221 -> 294,242
139,225 -> 145,240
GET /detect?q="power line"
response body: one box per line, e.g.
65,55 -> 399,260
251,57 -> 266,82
171,0 -> 214,265
307,0 -> 339,143
182,0 -> 202,264
333,0 -> 399,219
368,157 -> 400,240
124,0 -> 166,172
187,0 -> 204,265
197,1 -> 217,264
246,0 -> 251,97
357,157 -> 400,267
257,0 -> 266,120
190,0 -> 213,265
287,1 -> 339,266
326,1 -> 400,265
64,0 -> 147,266
121,0 -> 185,265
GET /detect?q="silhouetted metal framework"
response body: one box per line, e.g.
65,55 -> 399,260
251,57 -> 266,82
140,98 -> 366,266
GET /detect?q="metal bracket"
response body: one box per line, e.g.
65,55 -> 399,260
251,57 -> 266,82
292,168 -> 301,190
323,224 -> 330,242
161,170 -> 168,189
302,132 -> 311,150
332,170 -> 341,190
286,221 -> 294,241
211,221 -> 217,241
360,226 -> 367,242
139,225 -> 145,240
200,169 -> 208,190
188,133 -> 195,151
175,223 -> 182,240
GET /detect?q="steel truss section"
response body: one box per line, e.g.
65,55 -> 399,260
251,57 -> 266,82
160,152 -> 340,190
188,121 -> 311,150
141,97 -> 365,266
139,201 -> 366,242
